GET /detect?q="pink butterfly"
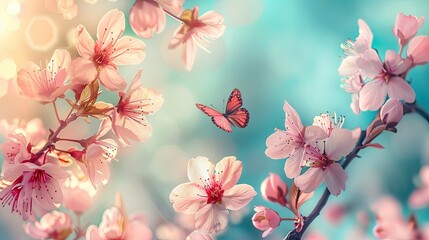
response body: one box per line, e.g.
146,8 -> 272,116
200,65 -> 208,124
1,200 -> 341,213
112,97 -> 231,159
196,88 -> 250,133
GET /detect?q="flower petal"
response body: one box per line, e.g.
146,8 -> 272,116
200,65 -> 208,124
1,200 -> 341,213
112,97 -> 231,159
338,56 -> 358,76
387,77 -> 416,103
99,65 -> 127,91
222,184 -> 256,210
356,49 -> 383,79
96,9 -> 125,50
76,25 -> 95,59
358,79 -> 387,111
283,100 -> 304,135
294,168 -> 324,193
265,130 -> 295,159
187,156 -> 215,184
215,156 -> 242,190
285,147 -> 304,178
324,163 -> 348,196
325,128 -> 357,161
70,58 -> 98,85
194,204 -> 228,234
169,182 -> 206,214
110,36 -> 146,65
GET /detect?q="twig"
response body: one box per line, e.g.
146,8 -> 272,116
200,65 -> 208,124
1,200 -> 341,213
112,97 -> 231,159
52,101 -> 61,124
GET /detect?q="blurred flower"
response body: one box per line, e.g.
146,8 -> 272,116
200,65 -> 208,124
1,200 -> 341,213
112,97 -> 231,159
168,6 -> 225,70
112,69 -> 164,145
338,19 -> 373,76
265,101 -> 327,178
295,128 -> 357,196
170,156 -> 256,234
407,36 -> 429,65
409,165 -> 429,208
61,173 -> 97,214
252,206 -> 281,238
380,99 -> 403,126
24,211 -> 73,240
0,162 -> 68,220
393,13 -> 424,48
324,203 -> 347,225
260,173 -> 287,206
45,0 -> 78,20
0,118 -> 48,149
186,231 -> 212,240
129,0 -> 183,38
357,49 -> 414,111
304,232 -> 327,240
86,194 -> 152,240
17,49 -> 71,103
71,9 -> 146,91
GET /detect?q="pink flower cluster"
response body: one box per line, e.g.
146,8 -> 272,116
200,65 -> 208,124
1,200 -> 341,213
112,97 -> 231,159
339,13 -> 428,114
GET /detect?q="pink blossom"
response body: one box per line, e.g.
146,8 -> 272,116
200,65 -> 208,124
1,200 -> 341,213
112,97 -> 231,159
265,101 -> 327,178
357,49 -> 415,111
170,156 -> 256,233
186,231 -> 212,240
24,210 -> 74,240
61,173 -> 97,214
0,162 -> 68,220
71,9 -> 146,91
407,36 -> 429,65
338,19 -> 373,76
45,0 -> 78,20
295,128 -> 357,196
261,173 -> 287,206
393,13 -> 424,48
168,6 -> 225,70
86,207 -> 153,240
17,49 -> 71,103
380,98 -> 403,126
1,133 -> 31,175
112,70 -> 164,145
252,206 -> 281,238
0,118 -> 48,151
129,0 -> 184,38
324,203 -> 347,225
409,166 -> 429,208
341,74 -> 364,114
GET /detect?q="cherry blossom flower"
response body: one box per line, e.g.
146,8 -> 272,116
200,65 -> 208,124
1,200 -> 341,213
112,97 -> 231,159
252,206 -> 281,238
0,162 -> 68,220
266,101 -> 327,178
170,156 -> 256,234
61,173 -> 97,214
380,98 -> 403,126
86,194 -> 153,240
17,49 -> 71,103
186,231 -> 212,240
71,9 -> 146,91
1,133 -> 31,174
341,73 -> 364,114
407,36 -> 429,65
393,13 -> 424,48
129,0 -> 184,38
112,70 -> 164,145
338,19 -> 373,76
295,128 -> 358,196
24,210 -> 73,240
45,0 -> 78,20
409,165 -> 429,208
168,6 -> 225,70
357,49 -> 415,111
324,203 -> 347,225
261,173 -> 287,206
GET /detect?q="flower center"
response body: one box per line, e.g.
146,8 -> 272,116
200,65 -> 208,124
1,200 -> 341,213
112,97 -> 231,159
205,182 -> 224,204
93,42 -> 112,66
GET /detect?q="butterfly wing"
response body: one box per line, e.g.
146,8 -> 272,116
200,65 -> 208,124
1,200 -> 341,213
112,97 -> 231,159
225,88 -> 243,115
227,108 -> 249,128
196,103 -> 232,133
224,88 -> 249,128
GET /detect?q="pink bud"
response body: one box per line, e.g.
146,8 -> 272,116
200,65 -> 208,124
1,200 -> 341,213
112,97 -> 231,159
407,35 -> 429,65
261,173 -> 288,206
252,206 -> 281,238
24,211 -> 74,240
380,99 -> 403,126
129,0 -> 166,38
393,13 -> 424,47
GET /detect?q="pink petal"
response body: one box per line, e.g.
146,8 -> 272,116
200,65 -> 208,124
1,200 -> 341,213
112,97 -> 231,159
194,204 -> 229,234
183,37 -> 196,71
110,36 -> 146,65
303,125 -> 328,143
394,13 -> 424,47
325,128 -> 356,161
294,168 -> 324,193
421,166 -> 429,186
356,49 -> 383,79
350,94 -> 360,114
265,130 -> 295,159
223,184 -> 256,210
76,25 -> 95,59
99,65 -> 127,91
85,225 -> 104,240
215,156 -> 242,190
186,231 -> 212,240
70,58 -> 98,85
324,163 -> 348,196
129,0 -> 166,38
126,213 -> 153,240
283,101 -> 304,134
187,156 -> 215,184
358,79 -> 388,111
354,19 -> 373,53
169,182 -> 206,214
96,9 -> 125,50
112,112 -> 152,145
387,77 -> 416,103
157,0 -> 184,16
48,49 -> 71,73
409,188 -> 429,208
285,147 -> 304,178
338,56 -> 358,76
407,35 -> 429,65
197,12 -> 226,39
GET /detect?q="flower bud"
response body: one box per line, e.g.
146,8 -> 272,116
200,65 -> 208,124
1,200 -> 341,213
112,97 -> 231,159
24,211 -> 74,240
129,0 -> 166,38
261,173 -> 288,206
407,35 -> 429,65
252,206 -> 281,238
380,99 -> 403,126
393,13 -> 424,47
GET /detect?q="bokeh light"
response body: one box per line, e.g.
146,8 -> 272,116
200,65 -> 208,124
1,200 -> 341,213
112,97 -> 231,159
26,16 -> 57,51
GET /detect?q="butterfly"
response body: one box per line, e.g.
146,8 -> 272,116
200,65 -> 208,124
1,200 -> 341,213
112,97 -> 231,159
196,88 -> 250,133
